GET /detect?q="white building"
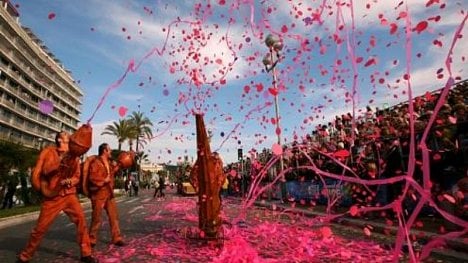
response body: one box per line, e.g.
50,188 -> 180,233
0,0 -> 83,149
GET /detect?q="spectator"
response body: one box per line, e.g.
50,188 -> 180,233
1,173 -> 18,209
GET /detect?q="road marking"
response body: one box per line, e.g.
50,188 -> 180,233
127,205 -> 144,214
123,198 -> 140,204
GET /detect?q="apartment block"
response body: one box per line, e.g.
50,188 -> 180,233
0,0 -> 83,149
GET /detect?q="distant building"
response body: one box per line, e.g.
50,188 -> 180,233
140,162 -> 165,174
0,0 -> 83,149
140,162 -> 180,184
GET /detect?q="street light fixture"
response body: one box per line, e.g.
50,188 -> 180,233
262,34 -> 287,201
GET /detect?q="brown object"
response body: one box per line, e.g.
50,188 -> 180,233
81,155 -> 98,197
118,151 -> 135,169
40,154 -> 80,198
69,124 -> 93,156
31,147 -> 60,191
40,178 -> 59,198
191,114 -> 225,238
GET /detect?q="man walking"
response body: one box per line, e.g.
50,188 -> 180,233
87,143 -> 125,247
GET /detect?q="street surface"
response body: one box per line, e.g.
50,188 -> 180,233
0,189 -> 462,262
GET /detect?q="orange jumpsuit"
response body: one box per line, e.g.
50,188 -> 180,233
88,157 -> 123,245
19,147 -> 92,262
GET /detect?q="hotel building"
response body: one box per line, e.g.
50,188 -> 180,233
0,0 -> 83,149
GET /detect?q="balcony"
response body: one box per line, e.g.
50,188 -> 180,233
0,30 -> 83,105
0,84 -> 62,130
0,107 -> 57,142
0,64 -> 80,122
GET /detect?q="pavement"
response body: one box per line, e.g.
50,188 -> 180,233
1,194 -> 467,262
0,199 -> 92,230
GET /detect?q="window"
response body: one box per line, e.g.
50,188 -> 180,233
0,56 -> 9,66
19,102 -> 27,111
6,94 -> 15,104
0,73 -> 7,82
10,130 -> 20,138
27,121 -> 35,130
9,80 -> 19,89
31,95 -> 39,103
16,117 -> 24,125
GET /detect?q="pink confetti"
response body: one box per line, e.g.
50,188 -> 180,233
363,227 -> 372,236
389,23 -> 398,34
349,205 -> 359,216
47,12 -> 56,20
426,0 -> 440,7
364,58 -> 376,67
443,194 -> 456,204
448,116 -> 457,124
268,87 -> 278,96
320,226 -> 333,238
255,83 -> 264,92
118,106 -> 128,117
272,143 -> 282,156
414,21 -> 429,34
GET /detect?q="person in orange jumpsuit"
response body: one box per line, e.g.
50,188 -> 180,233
87,143 -> 125,247
18,131 -> 96,263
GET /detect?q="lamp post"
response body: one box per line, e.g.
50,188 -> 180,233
262,34 -> 287,201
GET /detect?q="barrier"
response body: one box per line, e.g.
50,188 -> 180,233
286,181 -> 351,205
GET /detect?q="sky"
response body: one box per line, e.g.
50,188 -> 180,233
10,0 -> 467,165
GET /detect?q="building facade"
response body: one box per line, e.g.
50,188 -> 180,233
140,162 -> 165,174
0,0 -> 83,149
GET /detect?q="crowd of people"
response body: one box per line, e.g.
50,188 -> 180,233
222,80 -> 468,220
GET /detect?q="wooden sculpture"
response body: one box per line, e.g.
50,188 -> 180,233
190,114 -> 225,238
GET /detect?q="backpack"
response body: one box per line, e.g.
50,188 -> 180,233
80,155 -> 98,197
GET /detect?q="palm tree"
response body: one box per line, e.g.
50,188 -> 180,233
127,111 -> 153,154
127,111 -> 153,182
101,119 -> 137,151
136,151 -> 149,163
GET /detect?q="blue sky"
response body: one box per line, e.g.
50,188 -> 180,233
11,0 -> 467,164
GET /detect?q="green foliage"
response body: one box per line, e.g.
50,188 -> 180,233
0,140 -> 38,186
101,119 -> 137,151
114,175 -> 125,189
157,170 -> 168,177
0,204 -> 40,219
127,111 -> 153,153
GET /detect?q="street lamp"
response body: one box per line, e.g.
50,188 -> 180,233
262,34 -> 287,201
